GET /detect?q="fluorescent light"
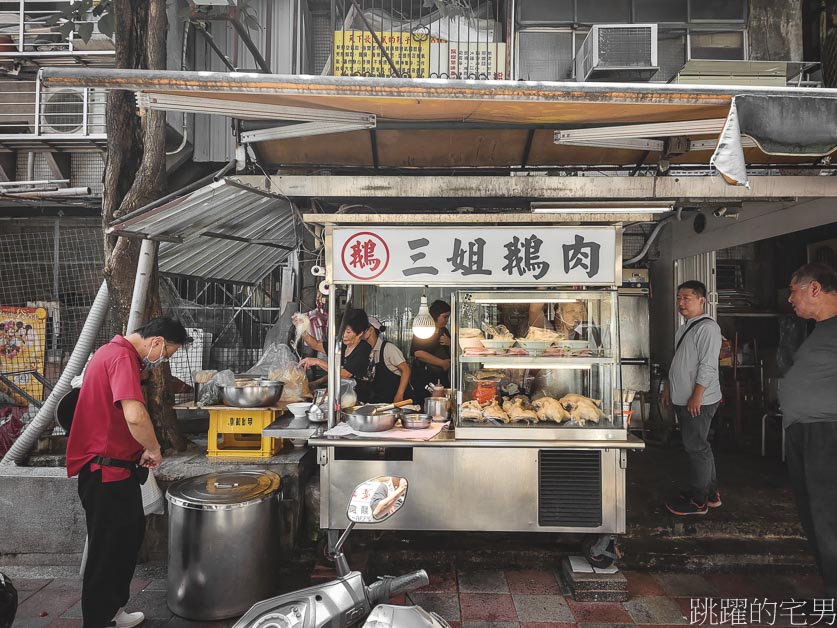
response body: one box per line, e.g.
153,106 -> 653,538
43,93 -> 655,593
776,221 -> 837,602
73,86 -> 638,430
481,362 -> 592,370
136,92 -> 375,124
471,297 -> 577,304
531,203 -> 672,214
555,118 -> 726,142
240,120 -> 374,143
556,138 -> 665,151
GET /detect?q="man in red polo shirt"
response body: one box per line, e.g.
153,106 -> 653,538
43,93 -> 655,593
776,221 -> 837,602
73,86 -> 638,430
66,317 -> 190,628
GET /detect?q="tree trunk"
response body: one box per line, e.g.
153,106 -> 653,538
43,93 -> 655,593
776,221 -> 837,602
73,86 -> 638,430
102,0 -> 186,451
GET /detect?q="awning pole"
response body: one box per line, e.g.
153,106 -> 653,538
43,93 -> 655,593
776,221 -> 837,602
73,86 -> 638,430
326,283 -> 336,428
127,238 -> 156,333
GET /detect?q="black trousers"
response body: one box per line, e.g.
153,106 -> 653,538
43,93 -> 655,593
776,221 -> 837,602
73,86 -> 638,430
78,466 -> 145,628
786,421 -> 837,598
675,402 -> 720,504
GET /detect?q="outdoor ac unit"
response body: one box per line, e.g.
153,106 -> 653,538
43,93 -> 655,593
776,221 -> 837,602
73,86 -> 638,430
575,24 -> 658,82
40,88 -> 106,135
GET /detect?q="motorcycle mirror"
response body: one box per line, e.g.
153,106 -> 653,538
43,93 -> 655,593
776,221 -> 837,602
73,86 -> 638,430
347,476 -> 408,523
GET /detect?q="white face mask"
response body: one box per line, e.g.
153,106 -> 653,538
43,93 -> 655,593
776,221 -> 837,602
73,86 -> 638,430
142,340 -> 167,373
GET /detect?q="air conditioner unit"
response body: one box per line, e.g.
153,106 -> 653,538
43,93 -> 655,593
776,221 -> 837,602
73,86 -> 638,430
575,24 -> 658,82
40,88 -> 106,135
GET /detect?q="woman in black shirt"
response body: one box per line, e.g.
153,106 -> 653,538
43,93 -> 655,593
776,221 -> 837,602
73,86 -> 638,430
299,308 -> 372,383
409,300 -> 452,406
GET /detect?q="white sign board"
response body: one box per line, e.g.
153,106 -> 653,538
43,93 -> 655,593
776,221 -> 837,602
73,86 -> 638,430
330,227 -> 618,285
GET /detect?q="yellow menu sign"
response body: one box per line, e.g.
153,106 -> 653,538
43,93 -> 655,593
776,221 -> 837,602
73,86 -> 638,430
0,306 -> 47,405
333,31 -> 431,79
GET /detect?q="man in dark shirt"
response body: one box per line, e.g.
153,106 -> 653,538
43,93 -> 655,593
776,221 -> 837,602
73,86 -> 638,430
779,263 -> 837,600
67,317 -> 190,628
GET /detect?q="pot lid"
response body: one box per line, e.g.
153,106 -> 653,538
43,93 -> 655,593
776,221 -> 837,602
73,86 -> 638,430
166,470 -> 281,510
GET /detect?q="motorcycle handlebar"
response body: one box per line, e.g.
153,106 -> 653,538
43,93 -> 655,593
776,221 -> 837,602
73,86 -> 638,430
367,570 -> 429,606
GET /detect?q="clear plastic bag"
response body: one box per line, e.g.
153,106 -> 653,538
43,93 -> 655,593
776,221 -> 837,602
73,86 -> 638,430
197,369 -> 235,407
246,342 -> 297,378
248,343 -> 312,401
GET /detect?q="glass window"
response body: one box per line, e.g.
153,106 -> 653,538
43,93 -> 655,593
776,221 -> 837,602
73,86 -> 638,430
651,30 -> 687,82
578,0 -> 631,24
517,30 -> 575,80
689,0 -> 746,21
517,0 -> 574,25
689,31 -> 745,60
635,0 -> 687,23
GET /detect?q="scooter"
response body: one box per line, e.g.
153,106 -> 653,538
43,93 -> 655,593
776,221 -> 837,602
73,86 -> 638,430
233,476 -> 449,628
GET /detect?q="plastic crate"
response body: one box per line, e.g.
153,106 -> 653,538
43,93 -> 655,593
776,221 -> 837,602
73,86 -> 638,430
207,408 -> 282,458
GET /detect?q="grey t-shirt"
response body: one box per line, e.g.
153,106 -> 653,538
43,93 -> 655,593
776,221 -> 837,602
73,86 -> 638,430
778,315 -> 837,428
669,314 -> 723,406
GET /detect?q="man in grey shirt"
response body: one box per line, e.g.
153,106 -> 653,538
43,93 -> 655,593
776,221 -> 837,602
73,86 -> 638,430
779,263 -> 837,599
663,280 -> 723,516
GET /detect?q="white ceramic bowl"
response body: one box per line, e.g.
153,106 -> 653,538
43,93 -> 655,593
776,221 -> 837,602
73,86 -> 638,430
480,339 -> 515,351
516,340 -> 554,355
287,402 -> 311,418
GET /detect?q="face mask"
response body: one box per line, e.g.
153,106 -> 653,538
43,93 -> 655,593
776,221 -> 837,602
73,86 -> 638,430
142,340 -> 167,373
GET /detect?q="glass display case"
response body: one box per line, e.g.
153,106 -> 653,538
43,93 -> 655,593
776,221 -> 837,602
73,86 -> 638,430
452,290 -> 625,440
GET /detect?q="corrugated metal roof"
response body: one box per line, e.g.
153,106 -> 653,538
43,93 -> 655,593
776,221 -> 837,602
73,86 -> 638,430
109,177 -> 297,284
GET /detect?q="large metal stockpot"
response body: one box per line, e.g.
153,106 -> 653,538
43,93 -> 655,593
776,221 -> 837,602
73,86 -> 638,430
166,470 -> 281,620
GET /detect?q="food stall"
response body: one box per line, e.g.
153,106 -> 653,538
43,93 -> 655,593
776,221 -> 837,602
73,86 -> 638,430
298,216 -> 645,566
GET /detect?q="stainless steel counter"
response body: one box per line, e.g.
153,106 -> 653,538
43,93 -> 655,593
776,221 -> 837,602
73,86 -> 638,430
309,431 -> 645,449
263,416 -> 327,440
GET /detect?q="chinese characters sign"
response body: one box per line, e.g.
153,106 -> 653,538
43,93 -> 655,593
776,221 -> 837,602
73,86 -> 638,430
331,227 -> 618,285
429,42 -> 507,80
333,31 -> 432,78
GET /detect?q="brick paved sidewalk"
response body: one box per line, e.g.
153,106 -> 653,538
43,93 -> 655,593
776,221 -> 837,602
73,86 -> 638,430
7,565 -> 828,628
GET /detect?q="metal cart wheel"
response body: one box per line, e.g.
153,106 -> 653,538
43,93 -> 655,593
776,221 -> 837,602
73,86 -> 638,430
584,534 -> 622,570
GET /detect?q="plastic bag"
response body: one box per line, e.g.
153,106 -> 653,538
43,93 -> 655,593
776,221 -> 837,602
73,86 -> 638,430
0,408 -> 25,459
270,365 -> 312,402
244,343 -> 311,401
197,369 -> 235,407
246,342 -> 298,378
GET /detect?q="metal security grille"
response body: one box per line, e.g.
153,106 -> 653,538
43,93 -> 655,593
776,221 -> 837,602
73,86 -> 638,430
538,449 -> 602,527
597,26 -> 653,67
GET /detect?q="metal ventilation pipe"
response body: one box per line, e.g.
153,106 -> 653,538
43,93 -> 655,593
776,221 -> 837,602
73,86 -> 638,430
1,281 -> 110,465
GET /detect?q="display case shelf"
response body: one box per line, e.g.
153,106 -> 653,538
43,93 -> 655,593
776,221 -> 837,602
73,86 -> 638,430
459,356 -> 616,366
452,289 -> 626,440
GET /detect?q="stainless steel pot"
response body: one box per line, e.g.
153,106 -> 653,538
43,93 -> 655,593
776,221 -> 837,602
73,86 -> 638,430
342,405 -> 401,432
222,380 -> 283,407
423,396 -> 450,420
166,470 -> 281,620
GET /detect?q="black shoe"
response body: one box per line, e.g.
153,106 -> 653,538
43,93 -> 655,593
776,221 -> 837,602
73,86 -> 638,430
677,490 -> 721,508
666,497 -> 708,516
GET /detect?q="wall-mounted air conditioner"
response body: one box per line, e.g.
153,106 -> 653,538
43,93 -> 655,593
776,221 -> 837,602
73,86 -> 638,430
575,24 -> 658,82
40,88 -> 106,135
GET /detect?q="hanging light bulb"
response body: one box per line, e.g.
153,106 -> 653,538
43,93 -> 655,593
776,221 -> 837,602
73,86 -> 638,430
412,289 -> 436,339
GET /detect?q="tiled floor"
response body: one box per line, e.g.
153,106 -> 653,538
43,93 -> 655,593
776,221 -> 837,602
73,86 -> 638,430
8,566 -> 828,627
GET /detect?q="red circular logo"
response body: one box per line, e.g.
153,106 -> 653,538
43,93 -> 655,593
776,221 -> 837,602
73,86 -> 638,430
340,232 -> 390,280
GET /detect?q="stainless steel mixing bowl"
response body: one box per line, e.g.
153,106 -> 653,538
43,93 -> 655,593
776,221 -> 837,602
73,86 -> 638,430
222,381 -> 284,407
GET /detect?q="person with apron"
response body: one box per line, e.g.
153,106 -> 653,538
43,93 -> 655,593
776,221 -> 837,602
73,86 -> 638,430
359,316 -> 412,404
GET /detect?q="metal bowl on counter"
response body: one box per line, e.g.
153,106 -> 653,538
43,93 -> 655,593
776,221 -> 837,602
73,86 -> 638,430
222,380 -> 284,408
401,413 -> 432,430
342,404 -> 402,432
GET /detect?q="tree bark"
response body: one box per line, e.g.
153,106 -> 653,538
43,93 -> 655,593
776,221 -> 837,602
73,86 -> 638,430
102,0 -> 186,451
